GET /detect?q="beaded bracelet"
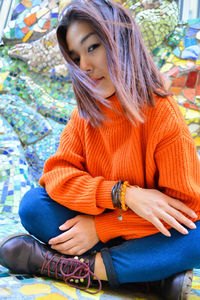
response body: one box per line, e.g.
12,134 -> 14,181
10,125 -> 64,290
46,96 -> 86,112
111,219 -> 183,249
111,181 -> 142,221
120,181 -> 130,212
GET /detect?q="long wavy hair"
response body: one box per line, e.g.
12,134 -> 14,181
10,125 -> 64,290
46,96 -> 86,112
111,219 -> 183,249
57,0 -> 170,126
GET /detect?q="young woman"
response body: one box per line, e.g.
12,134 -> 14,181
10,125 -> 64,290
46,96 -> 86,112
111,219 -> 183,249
0,1 -> 200,299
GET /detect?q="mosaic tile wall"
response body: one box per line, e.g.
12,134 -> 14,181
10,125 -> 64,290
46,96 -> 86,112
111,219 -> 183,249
0,0 -> 200,299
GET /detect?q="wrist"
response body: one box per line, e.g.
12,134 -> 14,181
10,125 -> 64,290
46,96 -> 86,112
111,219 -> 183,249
125,185 -> 143,207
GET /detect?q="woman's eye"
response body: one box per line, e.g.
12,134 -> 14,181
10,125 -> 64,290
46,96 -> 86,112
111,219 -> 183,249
73,58 -> 80,65
88,43 -> 100,52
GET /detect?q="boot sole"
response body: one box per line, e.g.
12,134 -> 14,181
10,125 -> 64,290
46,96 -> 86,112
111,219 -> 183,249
180,269 -> 193,300
0,233 -> 30,249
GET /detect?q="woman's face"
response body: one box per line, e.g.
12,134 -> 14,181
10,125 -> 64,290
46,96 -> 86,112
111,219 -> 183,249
66,21 -> 115,98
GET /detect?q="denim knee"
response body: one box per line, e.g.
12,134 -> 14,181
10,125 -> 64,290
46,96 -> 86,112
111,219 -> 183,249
19,187 -> 43,220
19,187 -> 45,229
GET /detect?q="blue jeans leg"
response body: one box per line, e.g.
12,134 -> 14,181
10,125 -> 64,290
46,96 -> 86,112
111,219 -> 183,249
101,222 -> 200,287
19,187 -> 78,243
18,187 -> 117,252
19,187 -> 200,287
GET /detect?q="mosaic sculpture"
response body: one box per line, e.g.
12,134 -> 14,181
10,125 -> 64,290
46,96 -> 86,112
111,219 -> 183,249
0,94 -> 52,145
8,0 -> 179,77
0,116 -> 35,214
24,118 -> 65,181
8,29 -> 69,77
128,0 -> 179,51
19,75 -> 75,124
2,0 -> 59,44
0,2 -> 200,299
159,19 -> 200,152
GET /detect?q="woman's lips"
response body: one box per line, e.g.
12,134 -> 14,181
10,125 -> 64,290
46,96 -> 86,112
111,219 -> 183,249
92,77 -> 104,86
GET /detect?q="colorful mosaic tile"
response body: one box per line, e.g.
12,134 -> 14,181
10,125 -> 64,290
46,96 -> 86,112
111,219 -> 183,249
19,75 -> 75,124
2,0 -> 59,44
24,118 -> 65,181
0,94 -> 52,145
126,0 -> 179,52
8,29 -> 69,78
0,116 -> 36,214
8,0 -> 180,77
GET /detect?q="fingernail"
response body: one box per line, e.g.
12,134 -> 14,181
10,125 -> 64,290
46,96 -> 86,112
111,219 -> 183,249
190,222 -> 196,229
192,212 -> 197,218
59,225 -> 64,229
183,229 -> 188,234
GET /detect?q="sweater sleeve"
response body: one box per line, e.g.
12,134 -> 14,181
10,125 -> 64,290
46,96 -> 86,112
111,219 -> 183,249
95,97 -> 200,242
153,97 -> 200,206
39,108 -> 115,215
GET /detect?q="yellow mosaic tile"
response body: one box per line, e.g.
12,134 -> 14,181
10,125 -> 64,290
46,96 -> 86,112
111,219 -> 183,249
23,30 -> 33,43
179,106 -> 187,116
179,43 -> 184,51
193,136 -> 200,147
185,109 -> 200,119
52,282 -> 78,299
45,41 -> 53,47
36,293 -> 69,300
0,72 -> 9,89
0,287 -> 12,295
20,283 -> 51,295
80,288 -> 104,299
171,56 -> 180,63
173,60 -> 187,67
36,7 -> 50,19
189,296 -> 200,300
166,53 -> 175,62
160,63 -> 173,73
179,41 -> 184,47
193,276 -> 200,281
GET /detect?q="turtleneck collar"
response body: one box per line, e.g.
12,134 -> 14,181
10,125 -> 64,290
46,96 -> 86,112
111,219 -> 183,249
98,93 -> 127,125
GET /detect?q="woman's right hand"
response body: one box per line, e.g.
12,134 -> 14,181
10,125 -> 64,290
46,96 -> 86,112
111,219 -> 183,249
125,186 -> 197,237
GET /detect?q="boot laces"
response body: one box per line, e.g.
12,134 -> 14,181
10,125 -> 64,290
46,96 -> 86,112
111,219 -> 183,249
41,252 -> 102,294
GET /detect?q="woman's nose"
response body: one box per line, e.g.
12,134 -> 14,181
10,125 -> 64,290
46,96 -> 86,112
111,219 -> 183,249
79,55 -> 92,73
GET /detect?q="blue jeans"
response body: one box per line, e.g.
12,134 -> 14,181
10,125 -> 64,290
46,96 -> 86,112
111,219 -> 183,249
19,187 -> 200,287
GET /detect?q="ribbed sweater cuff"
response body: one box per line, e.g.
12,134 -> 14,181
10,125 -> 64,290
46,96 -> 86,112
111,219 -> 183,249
95,211 -> 120,243
96,180 -> 116,210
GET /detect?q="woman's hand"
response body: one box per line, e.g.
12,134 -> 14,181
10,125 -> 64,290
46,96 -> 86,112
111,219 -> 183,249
48,215 -> 100,255
125,187 -> 197,237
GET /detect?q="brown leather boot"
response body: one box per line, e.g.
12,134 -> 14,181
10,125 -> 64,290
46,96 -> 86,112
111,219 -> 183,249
0,233 -> 101,294
157,270 -> 193,300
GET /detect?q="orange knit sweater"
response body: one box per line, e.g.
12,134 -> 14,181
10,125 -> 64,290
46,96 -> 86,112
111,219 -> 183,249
39,94 -> 200,243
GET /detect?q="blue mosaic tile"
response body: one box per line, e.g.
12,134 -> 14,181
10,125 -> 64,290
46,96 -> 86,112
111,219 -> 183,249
0,94 -> 52,145
0,116 -> 36,214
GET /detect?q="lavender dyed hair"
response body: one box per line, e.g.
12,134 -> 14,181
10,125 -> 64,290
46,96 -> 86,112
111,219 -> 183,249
56,0 -> 170,126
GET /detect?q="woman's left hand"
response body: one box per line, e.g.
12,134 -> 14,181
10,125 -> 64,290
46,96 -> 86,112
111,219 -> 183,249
48,215 -> 100,255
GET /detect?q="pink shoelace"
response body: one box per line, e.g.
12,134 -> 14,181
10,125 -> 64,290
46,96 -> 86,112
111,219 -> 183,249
41,252 -> 102,294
